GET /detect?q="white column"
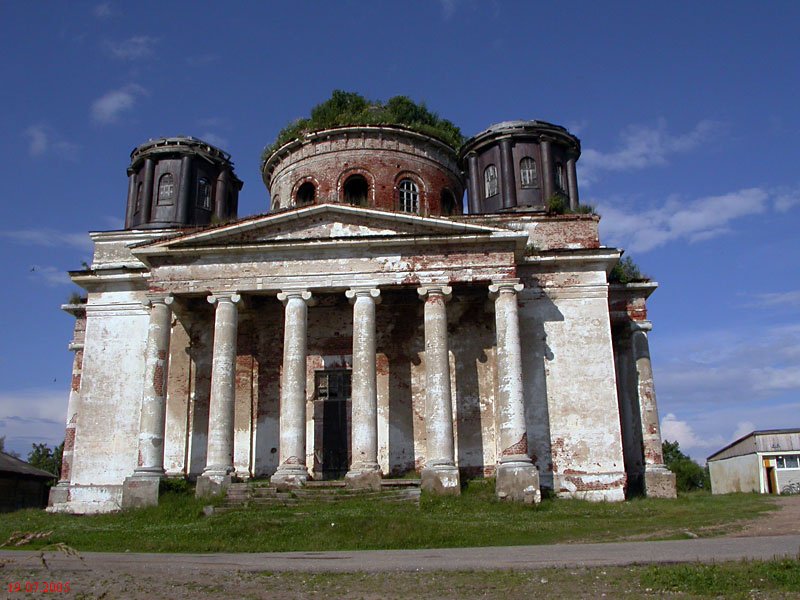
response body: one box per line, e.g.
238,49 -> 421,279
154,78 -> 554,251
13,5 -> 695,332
489,279 -> 540,503
417,285 -> 460,494
134,295 -> 174,477
630,320 -> 676,498
202,292 -> 241,481
271,289 -> 314,488
345,287 -> 381,488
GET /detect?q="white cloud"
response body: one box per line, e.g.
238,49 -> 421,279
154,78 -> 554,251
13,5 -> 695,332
200,132 -> 229,149
598,187 -> 768,252
91,84 -> 147,124
0,228 -> 92,251
580,119 -> 721,185
106,36 -> 157,60
661,413 -> 724,451
774,189 -> 800,212
0,389 -> 67,457
23,124 -> 80,158
93,2 -> 112,18
438,0 -> 458,19
749,290 -> 800,309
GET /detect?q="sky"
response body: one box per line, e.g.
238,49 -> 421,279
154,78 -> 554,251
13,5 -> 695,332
0,1 -> 798,463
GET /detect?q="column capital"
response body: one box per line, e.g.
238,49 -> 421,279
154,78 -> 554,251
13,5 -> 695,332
629,319 -> 653,333
207,292 -> 241,305
489,279 -> 524,298
418,285 -> 452,301
346,287 -> 381,304
277,289 -> 314,305
144,293 -> 174,308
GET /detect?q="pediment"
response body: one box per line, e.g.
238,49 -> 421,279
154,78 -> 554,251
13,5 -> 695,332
138,204 -> 506,251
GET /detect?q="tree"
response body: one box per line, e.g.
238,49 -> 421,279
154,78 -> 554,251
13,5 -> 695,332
0,436 -> 20,458
662,440 -> 706,492
27,441 -> 64,479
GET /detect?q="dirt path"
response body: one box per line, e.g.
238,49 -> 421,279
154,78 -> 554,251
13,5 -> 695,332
729,494 -> 800,537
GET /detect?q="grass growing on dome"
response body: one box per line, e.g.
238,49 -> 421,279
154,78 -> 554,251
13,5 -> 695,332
262,90 -> 465,162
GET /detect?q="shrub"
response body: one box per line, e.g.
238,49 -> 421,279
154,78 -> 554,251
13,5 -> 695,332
609,256 -> 648,284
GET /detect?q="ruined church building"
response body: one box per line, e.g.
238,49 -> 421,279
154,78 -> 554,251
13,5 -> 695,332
49,116 -> 676,513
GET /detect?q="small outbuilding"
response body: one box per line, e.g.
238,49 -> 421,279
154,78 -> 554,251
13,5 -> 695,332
0,452 -> 57,511
707,429 -> 800,495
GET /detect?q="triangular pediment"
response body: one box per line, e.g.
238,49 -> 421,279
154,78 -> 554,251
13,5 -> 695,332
137,204 -> 508,251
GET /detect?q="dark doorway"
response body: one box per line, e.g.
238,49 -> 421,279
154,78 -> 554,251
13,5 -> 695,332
315,370 -> 352,479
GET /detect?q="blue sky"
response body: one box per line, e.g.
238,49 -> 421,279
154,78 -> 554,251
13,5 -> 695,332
1,2 -> 798,462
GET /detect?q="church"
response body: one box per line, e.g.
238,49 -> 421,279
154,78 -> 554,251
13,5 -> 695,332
48,103 -> 676,513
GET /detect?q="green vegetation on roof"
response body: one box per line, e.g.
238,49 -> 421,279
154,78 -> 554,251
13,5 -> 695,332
263,91 -> 464,163
609,255 -> 650,284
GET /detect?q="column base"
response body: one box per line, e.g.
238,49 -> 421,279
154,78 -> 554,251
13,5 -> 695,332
644,465 -> 677,499
270,466 -> 308,491
421,465 -> 460,496
48,482 -> 70,506
496,461 -> 541,504
345,466 -> 382,491
121,475 -> 161,508
196,473 -> 232,498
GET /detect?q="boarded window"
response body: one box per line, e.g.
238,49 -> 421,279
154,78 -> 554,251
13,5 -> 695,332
484,164 -> 498,197
398,179 -> 419,214
520,157 -> 537,188
555,162 -> 565,190
135,182 -> 143,214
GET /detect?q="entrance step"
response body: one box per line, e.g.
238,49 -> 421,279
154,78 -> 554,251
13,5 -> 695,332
217,479 -> 421,513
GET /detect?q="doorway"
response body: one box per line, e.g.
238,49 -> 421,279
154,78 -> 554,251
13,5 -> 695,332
314,370 -> 352,480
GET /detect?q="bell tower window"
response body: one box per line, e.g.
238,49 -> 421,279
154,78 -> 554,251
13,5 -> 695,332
343,174 -> 368,206
197,177 -> 212,210
520,157 -> 537,188
296,181 -> 316,205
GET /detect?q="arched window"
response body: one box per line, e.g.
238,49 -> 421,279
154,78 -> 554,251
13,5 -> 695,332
520,157 -> 537,188
271,195 -> 281,211
398,179 -> 419,214
134,182 -> 143,214
440,189 -> 458,216
197,177 -> 212,210
555,163 -> 565,190
157,173 -> 175,205
484,164 -> 498,197
296,181 -> 316,205
343,174 -> 368,206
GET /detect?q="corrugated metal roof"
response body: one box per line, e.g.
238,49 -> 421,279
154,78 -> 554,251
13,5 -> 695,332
0,452 -> 57,479
707,428 -> 800,461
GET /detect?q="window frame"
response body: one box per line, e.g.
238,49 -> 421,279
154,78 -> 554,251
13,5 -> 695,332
484,164 -> 498,198
519,156 -> 538,188
397,178 -> 420,214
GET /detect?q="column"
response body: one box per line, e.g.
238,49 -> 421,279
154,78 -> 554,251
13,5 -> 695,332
345,287 -> 382,489
499,138 -> 517,209
467,153 -> 482,214
271,289 -> 314,489
417,285 -> 460,495
141,157 -> 155,224
122,295 -> 174,507
176,155 -> 193,224
566,156 -> 580,210
540,138 -> 554,202
214,169 -> 229,221
630,320 -> 677,498
196,292 -> 241,497
489,279 -> 540,503
125,172 -> 136,228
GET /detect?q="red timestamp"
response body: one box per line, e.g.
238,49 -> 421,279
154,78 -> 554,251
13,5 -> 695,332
7,581 -> 71,593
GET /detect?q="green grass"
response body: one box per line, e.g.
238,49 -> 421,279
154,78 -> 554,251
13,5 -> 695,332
0,482 -> 777,553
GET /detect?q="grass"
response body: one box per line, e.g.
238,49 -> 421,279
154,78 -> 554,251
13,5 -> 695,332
0,482 -> 778,553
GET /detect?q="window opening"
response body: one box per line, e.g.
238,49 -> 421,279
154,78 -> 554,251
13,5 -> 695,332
197,177 -> 212,210
343,174 -> 368,206
157,173 -> 175,205
134,182 -> 143,214
441,189 -> 457,216
555,162 -> 565,190
484,164 -> 498,197
398,179 -> 419,214
520,157 -> 538,188
296,181 -> 316,205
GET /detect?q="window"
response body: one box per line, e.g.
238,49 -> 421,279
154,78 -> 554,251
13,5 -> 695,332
134,182 -> 143,214
776,455 -> 800,469
197,177 -> 212,210
520,157 -> 538,188
441,189 -> 457,216
398,179 -> 419,214
343,174 -> 368,206
555,162 -> 565,190
157,173 -> 175,205
484,164 -> 498,197
296,181 -> 316,205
